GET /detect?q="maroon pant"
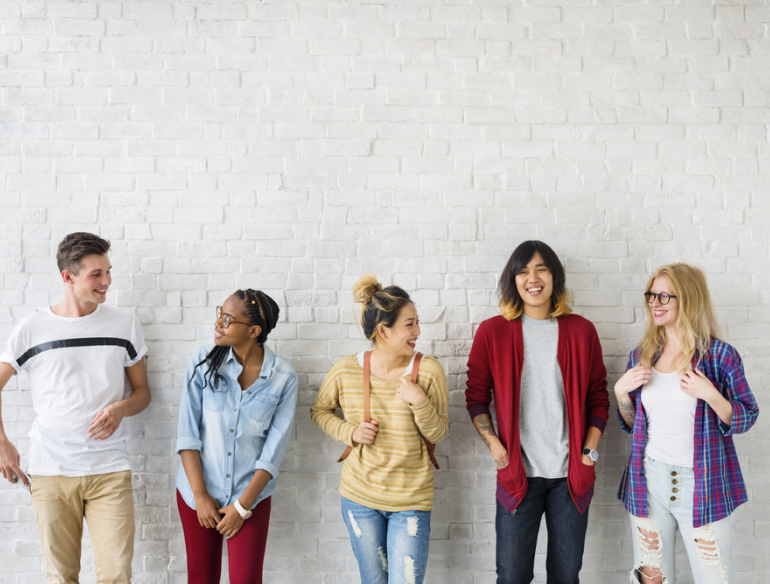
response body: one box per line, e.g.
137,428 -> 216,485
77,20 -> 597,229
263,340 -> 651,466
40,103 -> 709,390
177,490 -> 271,584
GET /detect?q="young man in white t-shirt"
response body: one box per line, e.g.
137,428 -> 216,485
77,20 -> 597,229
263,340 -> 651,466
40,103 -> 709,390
0,232 -> 151,584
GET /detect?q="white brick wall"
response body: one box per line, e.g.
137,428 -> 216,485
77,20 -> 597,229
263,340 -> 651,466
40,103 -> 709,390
1,1 -> 768,582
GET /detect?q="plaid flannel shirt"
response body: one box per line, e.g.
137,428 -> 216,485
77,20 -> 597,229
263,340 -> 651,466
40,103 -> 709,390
617,339 -> 758,528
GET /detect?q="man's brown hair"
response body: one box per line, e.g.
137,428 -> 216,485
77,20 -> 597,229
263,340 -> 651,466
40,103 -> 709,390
56,232 -> 111,275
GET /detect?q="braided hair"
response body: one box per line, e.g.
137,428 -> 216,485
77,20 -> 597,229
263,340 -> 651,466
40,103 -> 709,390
193,289 -> 280,389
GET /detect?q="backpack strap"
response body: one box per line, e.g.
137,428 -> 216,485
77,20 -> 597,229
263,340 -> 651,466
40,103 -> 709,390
410,352 -> 422,384
363,350 -> 372,423
338,351 -> 440,470
337,351 -> 372,463
412,352 -> 440,470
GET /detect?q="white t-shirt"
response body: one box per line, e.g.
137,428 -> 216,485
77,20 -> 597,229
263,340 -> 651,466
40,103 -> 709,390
0,304 -> 148,477
642,367 -> 697,468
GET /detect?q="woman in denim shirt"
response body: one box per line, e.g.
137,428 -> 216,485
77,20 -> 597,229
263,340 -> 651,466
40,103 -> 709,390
176,289 -> 298,584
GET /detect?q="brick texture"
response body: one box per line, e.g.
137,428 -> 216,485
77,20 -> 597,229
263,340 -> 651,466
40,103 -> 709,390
0,1 -> 768,583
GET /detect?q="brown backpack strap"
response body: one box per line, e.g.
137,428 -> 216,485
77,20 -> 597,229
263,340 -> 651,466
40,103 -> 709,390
337,352 -> 373,463
411,353 -> 440,470
362,350 -> 372,423
410,352 -> 422,384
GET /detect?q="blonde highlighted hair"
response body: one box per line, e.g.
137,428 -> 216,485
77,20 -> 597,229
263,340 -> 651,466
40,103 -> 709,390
353,272 -> 413,342
639,263 -> 722,374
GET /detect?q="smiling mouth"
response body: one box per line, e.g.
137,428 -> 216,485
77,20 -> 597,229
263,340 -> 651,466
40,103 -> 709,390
94,289 -> 108,295
653,310 -> 667,317
407,339 -> 416,348
214,329 -> 224,338
526,287 -> 543,295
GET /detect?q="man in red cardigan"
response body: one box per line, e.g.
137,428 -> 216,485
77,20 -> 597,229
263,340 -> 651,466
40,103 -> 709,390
465,240 -> 609,584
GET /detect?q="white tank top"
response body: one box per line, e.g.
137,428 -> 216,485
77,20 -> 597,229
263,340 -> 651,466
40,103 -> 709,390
642,367 -> 697,467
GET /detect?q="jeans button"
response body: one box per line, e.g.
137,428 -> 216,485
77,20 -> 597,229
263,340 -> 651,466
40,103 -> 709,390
670,496 -> 676,501
671,471 -> 677,476
672,479 -> 678,484
672,488 -> 679,493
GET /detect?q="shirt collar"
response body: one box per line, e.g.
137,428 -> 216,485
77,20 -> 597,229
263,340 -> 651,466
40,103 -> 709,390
224,344 -> 276,380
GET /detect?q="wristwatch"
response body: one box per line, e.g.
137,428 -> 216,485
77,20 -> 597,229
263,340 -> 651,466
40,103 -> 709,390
582,448 -> 599,463
233,499 -> 252,520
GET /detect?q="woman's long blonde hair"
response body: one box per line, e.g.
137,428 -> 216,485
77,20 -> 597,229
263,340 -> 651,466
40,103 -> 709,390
639,263 -> 722,373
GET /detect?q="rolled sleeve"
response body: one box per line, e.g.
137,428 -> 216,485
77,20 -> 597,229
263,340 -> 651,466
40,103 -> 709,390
177,351 -> 205,454
0,353 -> 21,373
0,321 -> 27,373
252,460 -> 279,479
176,437 -> 202,453
718,351 -> 758,437
125,315 -> 148,367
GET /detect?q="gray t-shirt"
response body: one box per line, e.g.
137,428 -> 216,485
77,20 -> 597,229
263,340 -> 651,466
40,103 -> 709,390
519,315 -> 569,478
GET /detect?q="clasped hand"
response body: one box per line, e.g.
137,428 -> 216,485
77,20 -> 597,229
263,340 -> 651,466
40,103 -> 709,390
194,493 -> 246,539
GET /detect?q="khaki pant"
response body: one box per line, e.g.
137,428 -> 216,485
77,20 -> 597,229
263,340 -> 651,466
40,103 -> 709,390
29,470 -> 134,584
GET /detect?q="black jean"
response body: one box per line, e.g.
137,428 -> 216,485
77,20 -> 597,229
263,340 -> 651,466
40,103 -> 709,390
496,477 -> 590,584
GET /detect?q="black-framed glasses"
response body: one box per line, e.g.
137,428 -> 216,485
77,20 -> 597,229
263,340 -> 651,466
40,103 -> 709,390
644,292 -> 677,305
216,306 -> 251,329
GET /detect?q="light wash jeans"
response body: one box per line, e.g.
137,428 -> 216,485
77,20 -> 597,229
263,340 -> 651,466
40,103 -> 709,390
630,455 -> 733,584
341,496 -> 431,584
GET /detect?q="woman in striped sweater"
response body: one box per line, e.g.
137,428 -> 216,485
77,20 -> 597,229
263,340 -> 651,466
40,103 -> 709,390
310,273 -> 448,584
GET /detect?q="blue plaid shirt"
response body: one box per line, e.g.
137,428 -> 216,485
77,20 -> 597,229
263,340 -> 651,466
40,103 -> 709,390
617,339 -> 758,528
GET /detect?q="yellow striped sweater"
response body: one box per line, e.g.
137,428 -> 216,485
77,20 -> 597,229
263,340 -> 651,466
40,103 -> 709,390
310,354 -> 448,512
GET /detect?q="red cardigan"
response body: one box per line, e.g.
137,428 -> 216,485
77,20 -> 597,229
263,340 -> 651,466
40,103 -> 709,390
465,314 -> 609,513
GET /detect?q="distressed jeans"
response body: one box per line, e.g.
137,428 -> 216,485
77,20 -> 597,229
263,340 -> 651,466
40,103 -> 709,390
496,478 -> 589,584
341,496 -> 431,584
629,455 -> 733,584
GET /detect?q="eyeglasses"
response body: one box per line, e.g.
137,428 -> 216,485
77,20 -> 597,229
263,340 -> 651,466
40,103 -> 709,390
216,306 -> 252,329
644,292 -> 677,305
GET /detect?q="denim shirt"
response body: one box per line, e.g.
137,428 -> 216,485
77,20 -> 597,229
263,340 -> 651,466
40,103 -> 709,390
176,344 -> 298,510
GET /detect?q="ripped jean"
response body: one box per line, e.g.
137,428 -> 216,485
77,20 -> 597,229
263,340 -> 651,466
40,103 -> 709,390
341,496 -> 431,584
630,455 -> 733,584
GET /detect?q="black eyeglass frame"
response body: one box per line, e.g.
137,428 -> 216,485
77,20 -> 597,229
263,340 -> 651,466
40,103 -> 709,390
644,292 -> 677,305
216,306 -> 252,329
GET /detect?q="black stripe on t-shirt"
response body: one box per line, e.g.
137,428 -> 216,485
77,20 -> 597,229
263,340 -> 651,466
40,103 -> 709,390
16,337 -> 138,367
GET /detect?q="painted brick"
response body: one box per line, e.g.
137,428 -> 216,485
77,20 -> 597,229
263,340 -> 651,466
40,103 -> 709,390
0,3 -> 767,584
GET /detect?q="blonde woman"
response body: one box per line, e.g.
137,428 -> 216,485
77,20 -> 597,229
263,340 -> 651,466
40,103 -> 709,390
616,263 -> 758,584
310,274 -> 448,584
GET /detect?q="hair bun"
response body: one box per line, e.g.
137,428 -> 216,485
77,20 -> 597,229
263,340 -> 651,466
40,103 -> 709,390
352,272 -> 382,305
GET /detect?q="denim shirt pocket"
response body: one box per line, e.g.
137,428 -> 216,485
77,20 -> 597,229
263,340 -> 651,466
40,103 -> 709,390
202,385 -> 228,412
245,389 -> 281,423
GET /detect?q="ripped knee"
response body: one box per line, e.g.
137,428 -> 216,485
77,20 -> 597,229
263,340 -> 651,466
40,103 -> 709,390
694,524 -> 728,584
632,517 -> 667,584
404,555 -> 416,584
